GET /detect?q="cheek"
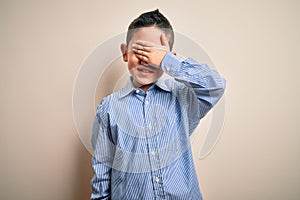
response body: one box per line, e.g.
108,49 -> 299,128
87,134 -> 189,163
127,53 -> 140,70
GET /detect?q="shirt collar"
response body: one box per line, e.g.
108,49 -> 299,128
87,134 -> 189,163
118,76 -> 172,99
155,77 -> 172,92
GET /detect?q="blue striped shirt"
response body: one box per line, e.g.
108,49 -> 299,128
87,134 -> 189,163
90,53 -> 226,200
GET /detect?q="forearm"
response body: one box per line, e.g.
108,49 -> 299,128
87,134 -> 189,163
160,52 -> 226,106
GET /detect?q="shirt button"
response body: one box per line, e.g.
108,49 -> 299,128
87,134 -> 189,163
148,125 -> 152,130
155,177 -> 160,183
150,151 -> 156,156
166,66 -> 171,71
135,89 -> 140,94
145,100 -> 149,105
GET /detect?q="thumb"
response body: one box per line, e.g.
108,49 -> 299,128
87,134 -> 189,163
160,34 -> 169,48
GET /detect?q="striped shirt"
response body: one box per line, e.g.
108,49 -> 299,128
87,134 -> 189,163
90,53 -> 226,199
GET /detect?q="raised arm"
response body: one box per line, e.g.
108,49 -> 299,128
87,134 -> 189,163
161,53 -> 226,133
132,34 -> 226,133
161,52 -> 226,106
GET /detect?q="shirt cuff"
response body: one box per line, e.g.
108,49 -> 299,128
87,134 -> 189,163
160,52 -> 182,74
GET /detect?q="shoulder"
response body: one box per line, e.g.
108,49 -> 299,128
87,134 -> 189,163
95,90 -> 119,117
96,86 -> 128,111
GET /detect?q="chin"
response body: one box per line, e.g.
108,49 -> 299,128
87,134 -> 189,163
138,80 -> 155,86
134,77 -> 156,87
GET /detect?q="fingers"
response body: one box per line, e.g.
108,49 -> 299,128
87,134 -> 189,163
131,38 -> 170,65
132,43 -> 151,52
133,37 -> 169,51
132,42 -> 166,53
131,43 -> 149,63
135,54 -> 148,62
132,47 -> 149,56
135,40 -> 165,50
135,40 -> 153,47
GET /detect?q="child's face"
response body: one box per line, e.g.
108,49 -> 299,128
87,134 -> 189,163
121,26 -> 170,90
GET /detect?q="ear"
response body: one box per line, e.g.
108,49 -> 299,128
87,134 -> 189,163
160,34 -> 170,50
120,43 -> 128,62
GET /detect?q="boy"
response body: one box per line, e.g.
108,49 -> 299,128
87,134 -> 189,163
91,9 -> 226,200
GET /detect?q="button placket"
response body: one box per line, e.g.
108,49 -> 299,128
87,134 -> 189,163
155,177 -> 160,183
143,92 -> 165,198
150,135 -> 165,198
145,100 -> 149,105
152,169 -> 165,198
144,95 -> 153,136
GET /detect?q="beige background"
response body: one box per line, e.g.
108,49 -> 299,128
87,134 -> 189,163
1,0 -> 300,200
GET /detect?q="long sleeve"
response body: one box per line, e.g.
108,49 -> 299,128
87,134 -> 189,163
90,101 -> 115,200
160,52 -> 226,133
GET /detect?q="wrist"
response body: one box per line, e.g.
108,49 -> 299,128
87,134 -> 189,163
160,52 -> 181,73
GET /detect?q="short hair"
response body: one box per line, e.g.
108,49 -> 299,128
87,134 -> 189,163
126,9 -> 174,50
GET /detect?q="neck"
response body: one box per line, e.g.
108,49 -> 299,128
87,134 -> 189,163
140,83 -> 153,92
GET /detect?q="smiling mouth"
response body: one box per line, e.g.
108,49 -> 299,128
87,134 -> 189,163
137,66 -> 155,73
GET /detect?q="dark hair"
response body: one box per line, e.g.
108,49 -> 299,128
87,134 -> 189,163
126,9 -> 174,50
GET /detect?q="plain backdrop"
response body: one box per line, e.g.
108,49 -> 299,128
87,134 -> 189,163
1,0 -> 300,200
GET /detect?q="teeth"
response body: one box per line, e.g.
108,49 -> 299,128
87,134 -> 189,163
139,68 -> 152,73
